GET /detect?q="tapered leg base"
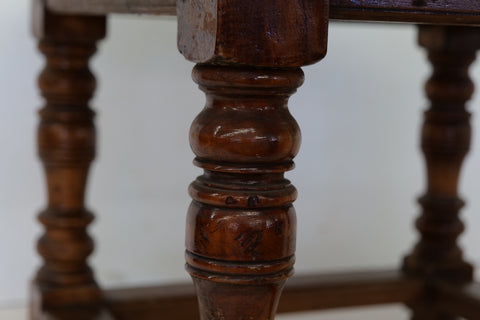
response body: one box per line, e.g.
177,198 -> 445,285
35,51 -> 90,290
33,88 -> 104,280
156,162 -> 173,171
192,278 -> 286,320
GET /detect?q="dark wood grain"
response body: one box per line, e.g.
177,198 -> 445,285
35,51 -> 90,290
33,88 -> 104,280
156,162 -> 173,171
177,1 -> 330,315
31,0 -> 107,315
334,0 -> 480,13
177,0 -> 329,67
47,0 -> 480,25
330,0 -> 480,25
46,0 -> 176,15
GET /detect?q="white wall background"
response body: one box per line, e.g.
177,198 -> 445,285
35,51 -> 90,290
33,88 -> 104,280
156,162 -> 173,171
3,1 -> 480,319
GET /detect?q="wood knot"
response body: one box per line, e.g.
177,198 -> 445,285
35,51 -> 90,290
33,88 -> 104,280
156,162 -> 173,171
275,221 -> 283,235
225,196 -> 236,205
248,196 -> 259,207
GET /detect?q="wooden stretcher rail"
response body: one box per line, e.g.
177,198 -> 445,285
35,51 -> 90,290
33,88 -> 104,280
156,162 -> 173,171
46,0 -> 480,25
277,270 -> 423,312
331,0 -> 480,26
36,307 -> 115,320
105,283 -> 197,320
104,270 -> 423,320
46,0 -> 177,15
435,282 -> 480,320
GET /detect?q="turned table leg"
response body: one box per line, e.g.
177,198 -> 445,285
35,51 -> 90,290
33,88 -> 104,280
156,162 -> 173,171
31,1 -> 106,314
403,26 -> 480,319
185,65 -> 302,320
177,0 -> 328,318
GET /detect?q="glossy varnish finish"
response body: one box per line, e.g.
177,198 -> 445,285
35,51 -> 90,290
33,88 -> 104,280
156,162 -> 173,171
186,65 -> 302,320
178,0 -> 330,318
32,0 -> 106,315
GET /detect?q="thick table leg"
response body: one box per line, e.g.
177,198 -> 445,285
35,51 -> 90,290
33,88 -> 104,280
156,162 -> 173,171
403,26 -> 480,319
177,0 -> 328,317
185,65 -> 303,320
31,1 -> 106,315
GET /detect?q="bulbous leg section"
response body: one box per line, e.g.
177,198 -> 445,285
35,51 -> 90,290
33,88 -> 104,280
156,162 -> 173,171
186,65 -> 303,319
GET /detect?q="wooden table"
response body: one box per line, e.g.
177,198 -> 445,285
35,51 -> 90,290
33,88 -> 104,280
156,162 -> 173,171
30,0 -> 480,319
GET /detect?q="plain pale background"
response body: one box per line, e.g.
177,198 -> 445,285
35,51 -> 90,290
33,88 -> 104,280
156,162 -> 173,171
3,1 -> 480,319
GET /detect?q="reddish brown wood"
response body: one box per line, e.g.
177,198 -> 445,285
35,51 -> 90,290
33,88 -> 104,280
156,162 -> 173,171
178,1 -> 330,317
177,0 -> 329,67
277,270 -> 423,313
31,0 -> 106,315
46,0 -> 176,15
332,0 -> 480,13
103,270 -> 422,320
47,0 -> 480,25
185,64 -> 302,320
403,25 -> 480,320
177,2 -> 324,319
330,0 -> 480,25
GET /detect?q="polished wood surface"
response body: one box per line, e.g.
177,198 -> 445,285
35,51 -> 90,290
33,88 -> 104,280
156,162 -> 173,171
177,1 -> 331,318
185,65 -> 302,320
47,0 -> 480,25
177,0 -> 332,317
